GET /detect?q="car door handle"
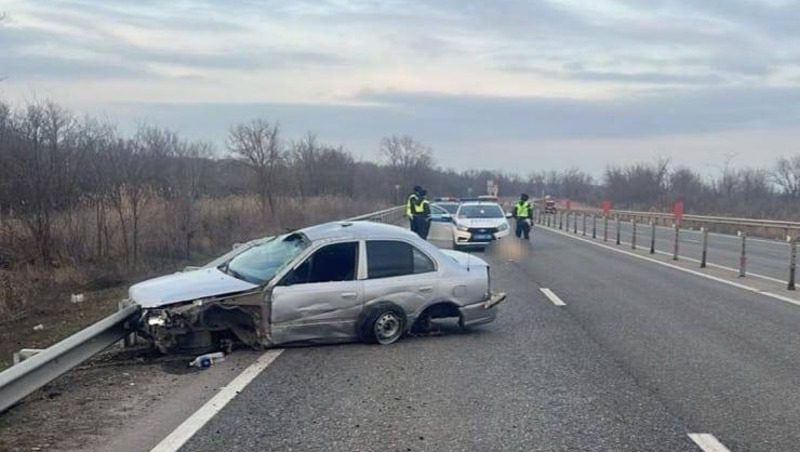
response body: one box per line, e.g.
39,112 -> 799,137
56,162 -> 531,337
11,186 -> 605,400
341,292 -> 358,299
419,286 -> 433,293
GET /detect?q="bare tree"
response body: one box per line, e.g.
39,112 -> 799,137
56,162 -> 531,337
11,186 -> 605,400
228,119 -> 283,214
290,132 -> 319,199
774,156 -> 800,199
172,140 -> 212,259
380,135 -> 434,185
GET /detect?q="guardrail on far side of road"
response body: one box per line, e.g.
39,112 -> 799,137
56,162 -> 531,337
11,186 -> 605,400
533,207 -> 800,291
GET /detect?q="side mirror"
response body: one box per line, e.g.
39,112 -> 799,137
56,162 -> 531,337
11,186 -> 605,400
232,242 -> 243,250
505,212 -> 513,219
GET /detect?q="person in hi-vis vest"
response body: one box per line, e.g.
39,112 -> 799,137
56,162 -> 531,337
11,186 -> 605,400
406,186 -> 423,232
512,193 -> 533,240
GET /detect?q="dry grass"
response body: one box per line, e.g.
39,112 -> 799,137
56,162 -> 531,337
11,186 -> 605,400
0,194 -> 388,365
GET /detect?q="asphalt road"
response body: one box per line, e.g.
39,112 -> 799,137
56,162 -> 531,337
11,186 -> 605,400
556,214 -> 794,283
174,224 -> 800,452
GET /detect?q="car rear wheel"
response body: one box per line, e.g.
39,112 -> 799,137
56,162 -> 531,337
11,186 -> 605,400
359,302 -> 406,345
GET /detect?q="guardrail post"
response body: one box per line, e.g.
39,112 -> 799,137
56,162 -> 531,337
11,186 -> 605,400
592,215 -> 597,238
546,213 -> 551,227
672,223 -> 680,260
789,238 -> 797,291
559,211 -> 563,230
582,213 -> 587,236
573,213 -> 578,234
739,231 -> 747,277
631,218 -> 637,250
119,300 -> 137,348
615,216 -> 621,245
650,221 -> 656,254
701,227 -> 709,268
603,216 -> 609,242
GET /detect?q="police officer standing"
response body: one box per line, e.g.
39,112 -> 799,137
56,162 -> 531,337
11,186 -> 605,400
406,186 -> 423,233
415,189 -> 432,239
512,193 -> 534,240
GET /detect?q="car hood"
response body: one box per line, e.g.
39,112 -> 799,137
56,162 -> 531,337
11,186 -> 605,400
129,267 -> 259,308
440,250 -> 489,269
455,218 -> 508,229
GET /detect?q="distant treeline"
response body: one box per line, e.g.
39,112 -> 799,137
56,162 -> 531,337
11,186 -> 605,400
533,157 -> 800,219
2,98 -> 799,273
0,99 -> 529,272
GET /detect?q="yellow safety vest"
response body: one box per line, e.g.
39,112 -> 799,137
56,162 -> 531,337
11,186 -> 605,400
515,201 -> 532,218
406,194 -> 419,217
414,199 -> 430,214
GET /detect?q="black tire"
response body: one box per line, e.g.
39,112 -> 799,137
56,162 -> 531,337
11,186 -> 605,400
359,302 -> 407,345
410,312 -> 433,335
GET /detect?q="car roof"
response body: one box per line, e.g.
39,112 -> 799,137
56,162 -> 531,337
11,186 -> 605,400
459,201 -> 502,207
298,220 -> 420,242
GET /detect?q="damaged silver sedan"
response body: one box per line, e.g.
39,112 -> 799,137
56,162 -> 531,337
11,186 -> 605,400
128,221 -> 507,353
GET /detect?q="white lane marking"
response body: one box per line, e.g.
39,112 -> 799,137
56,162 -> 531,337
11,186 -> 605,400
150,349 -> 284,452
688,433 -> 731,452
542,227 -> 800,308
540,288 -> 567,306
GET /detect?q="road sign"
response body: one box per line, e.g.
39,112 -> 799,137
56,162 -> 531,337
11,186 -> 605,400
602,200 -> 611,216
673,200 -> 684,225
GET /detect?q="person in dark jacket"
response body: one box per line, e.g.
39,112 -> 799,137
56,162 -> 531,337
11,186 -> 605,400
414,189 -> 432,239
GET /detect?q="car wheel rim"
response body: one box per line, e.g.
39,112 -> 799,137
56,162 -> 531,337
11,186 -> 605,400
374,312 -> 401,344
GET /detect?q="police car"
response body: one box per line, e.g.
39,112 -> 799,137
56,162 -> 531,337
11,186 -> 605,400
450,201 -> 511,249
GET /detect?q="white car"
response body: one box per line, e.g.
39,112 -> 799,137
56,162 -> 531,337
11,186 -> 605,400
451,201 -> 511,248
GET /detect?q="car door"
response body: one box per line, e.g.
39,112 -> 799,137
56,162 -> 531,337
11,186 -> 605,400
270,241 -> 363,344
361,240 -> 441,318
428,204 -> 455,242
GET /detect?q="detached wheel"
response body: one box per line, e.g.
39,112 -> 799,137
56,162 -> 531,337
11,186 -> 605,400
360,302 -> 406,345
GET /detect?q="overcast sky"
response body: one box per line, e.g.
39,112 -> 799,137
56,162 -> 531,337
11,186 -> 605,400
1,0 -> 799,176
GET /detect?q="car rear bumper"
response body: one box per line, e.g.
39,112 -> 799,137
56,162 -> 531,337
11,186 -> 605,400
459,292 -> 507,327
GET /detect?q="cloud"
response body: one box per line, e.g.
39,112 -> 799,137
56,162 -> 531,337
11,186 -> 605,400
104,85 -> 800,154
355,87 -> 800,139
2,0 -> 800,174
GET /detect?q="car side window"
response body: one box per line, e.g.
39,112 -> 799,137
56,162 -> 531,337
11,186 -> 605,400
281,242 -> 358,285
367,240 -> 436,279
412,247 -> 436,273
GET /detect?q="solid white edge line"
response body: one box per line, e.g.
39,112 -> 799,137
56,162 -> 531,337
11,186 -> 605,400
540,288 -> 567,306
688,433 -> 731,452
540,226 -> 800,308
150,349 -> 284,452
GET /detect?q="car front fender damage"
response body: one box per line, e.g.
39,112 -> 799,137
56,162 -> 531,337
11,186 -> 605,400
138,290 -> 272,353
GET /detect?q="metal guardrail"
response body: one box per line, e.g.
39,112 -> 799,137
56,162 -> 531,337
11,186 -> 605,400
568,208 -> 800,232
0,304 -> 140,413
0,205 -> 404,414
534,208 -> 800,290
347,205 -> 405,223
